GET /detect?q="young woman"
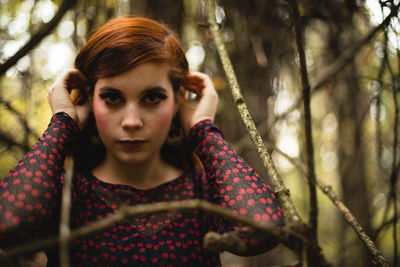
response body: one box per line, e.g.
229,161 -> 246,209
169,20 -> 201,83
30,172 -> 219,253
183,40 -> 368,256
0,16 -> 284,266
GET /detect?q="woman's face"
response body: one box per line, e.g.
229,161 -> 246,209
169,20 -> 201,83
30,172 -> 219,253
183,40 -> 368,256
92,62 -> 179,166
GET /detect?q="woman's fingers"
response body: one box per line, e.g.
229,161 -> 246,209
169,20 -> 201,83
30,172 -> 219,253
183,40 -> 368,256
180,71 -> 219,134
183,72 -> 213,95
47,69 -> 90,129
64,69 -> 89,92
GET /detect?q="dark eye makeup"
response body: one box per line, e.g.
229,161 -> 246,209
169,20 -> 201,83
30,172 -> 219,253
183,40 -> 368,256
99,89 -> 124,105
98,86 -> 169,106
142,87 -> 168,105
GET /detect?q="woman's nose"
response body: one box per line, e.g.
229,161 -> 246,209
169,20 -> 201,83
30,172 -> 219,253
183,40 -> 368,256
121,106 -> 143,129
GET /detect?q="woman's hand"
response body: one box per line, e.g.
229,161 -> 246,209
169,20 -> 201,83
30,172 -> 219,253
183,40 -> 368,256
179,71 -> 219,135
47,69 -> 91,129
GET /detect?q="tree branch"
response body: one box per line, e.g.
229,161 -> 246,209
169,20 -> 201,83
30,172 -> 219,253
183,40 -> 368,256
317,180 -> 389,266
0,0 -> 78,76
231,2 -> 400,161
290,0 -> 319,243
312,3 -> 400,91
0,129 -> 31,152
59,158 -> 73,267
247,3 -> 400,141
0,199 -> 296,263
204,0 -> 303,228
0,95 -> 40,140
389,53 -> 399,267
204,228 -> 301,256
270,143 -> 389,266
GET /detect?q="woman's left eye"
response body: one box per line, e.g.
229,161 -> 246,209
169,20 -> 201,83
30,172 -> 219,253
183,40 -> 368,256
143,93 -> 167,104
99,93 -> 123,105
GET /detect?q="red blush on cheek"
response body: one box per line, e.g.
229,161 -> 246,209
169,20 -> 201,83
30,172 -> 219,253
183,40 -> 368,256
158,102 -> 177,126
92,101 -> 113,136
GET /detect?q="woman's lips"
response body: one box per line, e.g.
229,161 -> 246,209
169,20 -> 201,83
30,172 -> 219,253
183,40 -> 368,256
117,140 -> 147,149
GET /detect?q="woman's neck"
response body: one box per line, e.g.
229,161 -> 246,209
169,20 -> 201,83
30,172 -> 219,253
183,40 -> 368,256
92,153 -> 182,190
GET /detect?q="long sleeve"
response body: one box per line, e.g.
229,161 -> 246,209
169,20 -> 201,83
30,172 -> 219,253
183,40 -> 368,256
0,112 -> 79,248
188,120 -> 285,229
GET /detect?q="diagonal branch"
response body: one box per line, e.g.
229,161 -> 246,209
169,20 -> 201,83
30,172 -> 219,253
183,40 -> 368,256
0,199 -> 297,263
204,0 -> 303,228
318,180 -> 389,266
249,3 -> 400,140
312,3 -> 400,91
270,143 -> 389,266
0,95 -> 40,140
0,0 -> 78,76
0,129 -> 31,152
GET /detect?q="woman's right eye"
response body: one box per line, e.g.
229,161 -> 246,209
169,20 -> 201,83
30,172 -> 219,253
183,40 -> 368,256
99,93 -> 123,105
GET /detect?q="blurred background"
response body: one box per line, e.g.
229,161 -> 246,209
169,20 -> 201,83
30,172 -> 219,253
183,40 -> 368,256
0,0 -> 399,266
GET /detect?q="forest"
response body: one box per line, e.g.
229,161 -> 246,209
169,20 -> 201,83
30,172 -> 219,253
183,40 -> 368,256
0,0 -> 399,266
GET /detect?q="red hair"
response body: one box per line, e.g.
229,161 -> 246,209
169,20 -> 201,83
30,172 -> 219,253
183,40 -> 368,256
72,16 -> 193,173
75,16 -> 188,91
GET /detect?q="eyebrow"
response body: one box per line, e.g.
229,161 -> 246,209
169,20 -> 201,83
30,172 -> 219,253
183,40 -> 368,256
143,86 -> 168,95
98,86 -> 169,95
98,86 -> 121,94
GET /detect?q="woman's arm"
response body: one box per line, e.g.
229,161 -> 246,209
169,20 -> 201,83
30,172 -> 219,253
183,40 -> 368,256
0,69 -> 90,248
0,113 -> 79,247
182,72 -> 284,255
189,119 -> 285,228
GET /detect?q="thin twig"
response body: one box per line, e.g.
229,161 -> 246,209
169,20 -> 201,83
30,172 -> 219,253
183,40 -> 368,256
0,95 -> 40,140
0,128 -> 31,151
204,0 -> 302,227
0,199 -> 294,263
374,216 -> 399,241
289,0 -> 318,243
312,3 -> 400,92
0,0 -> 78,76
270,143 -> 389,266
59,158 -> 74,267
317,180 -> 389,266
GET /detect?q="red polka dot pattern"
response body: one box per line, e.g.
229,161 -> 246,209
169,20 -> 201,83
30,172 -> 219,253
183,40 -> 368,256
0,113 -> 284,266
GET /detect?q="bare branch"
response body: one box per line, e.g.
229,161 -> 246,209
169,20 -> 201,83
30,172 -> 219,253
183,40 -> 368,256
389,56 -> 399,267
244,3 -> 400,142
0,199 -> 291,263
233,117 -> 272,155
0,129 -> 30,152
270,143 -> 389,266
0,95 -> 40,140
289,0 -> 318,243
312,3 -> 400,91
0,0 -> 78,76
317,180 -> 389,266
204,0 -> 303,228
59,158 -> 74,267
204,228 -> 299,256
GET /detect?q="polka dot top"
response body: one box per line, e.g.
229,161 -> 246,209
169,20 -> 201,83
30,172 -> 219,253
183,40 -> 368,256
0,113 -> 284,266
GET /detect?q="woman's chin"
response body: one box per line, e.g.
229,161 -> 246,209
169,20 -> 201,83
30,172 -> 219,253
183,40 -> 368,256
112,151 -> 157,167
